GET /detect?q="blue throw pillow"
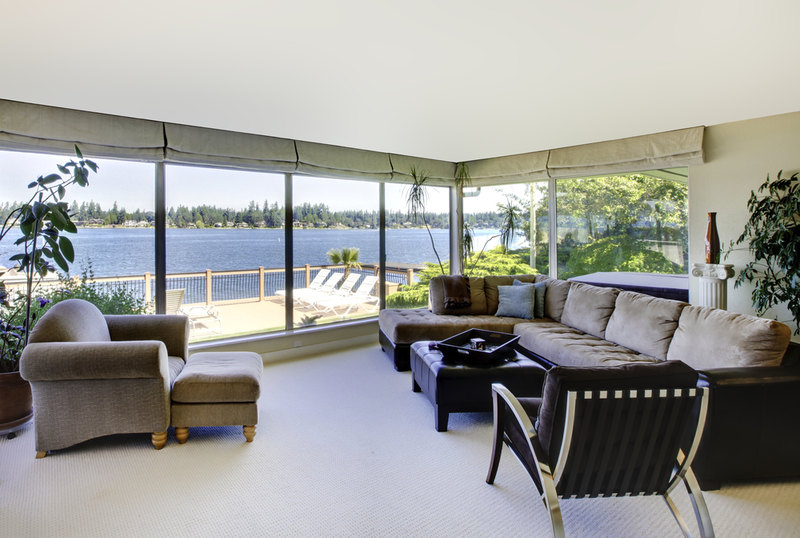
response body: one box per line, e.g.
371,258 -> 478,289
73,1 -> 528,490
496,284 -> 534,319
513,279 -> 547,318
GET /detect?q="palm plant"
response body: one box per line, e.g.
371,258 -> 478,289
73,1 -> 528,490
464,196 -> 524,275
406,166 -> 445,274
327,247 -> 362,280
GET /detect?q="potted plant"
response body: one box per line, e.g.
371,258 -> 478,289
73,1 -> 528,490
0,147 -> 97,435
730,170 -> 799,334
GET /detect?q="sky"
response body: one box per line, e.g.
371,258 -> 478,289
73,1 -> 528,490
0,150 -> 531,214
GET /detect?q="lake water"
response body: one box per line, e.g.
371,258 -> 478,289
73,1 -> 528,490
1,227 -> 512,277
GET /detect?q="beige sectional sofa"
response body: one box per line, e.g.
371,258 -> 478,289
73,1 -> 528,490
379,273 -> 800,489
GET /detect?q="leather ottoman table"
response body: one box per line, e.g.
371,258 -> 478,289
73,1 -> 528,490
171,351 -> 263,443
410,340 -> 547,431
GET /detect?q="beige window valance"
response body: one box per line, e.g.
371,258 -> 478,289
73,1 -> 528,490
0,100 -> 164,160
0,99 -> 705,185
546,126 -> 704,179
164,123 -> 297,173
464,150 -> 549,186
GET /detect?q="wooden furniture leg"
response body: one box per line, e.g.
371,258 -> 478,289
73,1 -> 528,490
175,427 -> 189,444
243,425 -> 256,442
36,451 -> 47,459
152,431 -> 167,449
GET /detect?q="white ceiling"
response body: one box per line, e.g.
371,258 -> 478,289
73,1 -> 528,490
3,1 -> 800,163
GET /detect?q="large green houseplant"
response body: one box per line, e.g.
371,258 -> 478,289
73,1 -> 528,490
0,147 -> 96,434
731,170 -> 800,334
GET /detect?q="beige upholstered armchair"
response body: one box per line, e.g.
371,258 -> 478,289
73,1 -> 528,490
20,299 -> 189,458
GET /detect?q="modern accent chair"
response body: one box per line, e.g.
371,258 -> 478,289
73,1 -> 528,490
20,299 -> 189,458
486,361 -> 714,538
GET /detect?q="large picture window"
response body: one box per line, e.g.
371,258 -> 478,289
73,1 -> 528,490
384,182 -> 450,310
555,170 -> 688,278
165,164 -> 285,341
0,150 -> 155,321
291,176 -> 379,327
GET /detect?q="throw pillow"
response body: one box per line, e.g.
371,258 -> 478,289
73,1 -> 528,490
513,279 -> 547,318
496,284 -> 534,319
533,281 -> 547,318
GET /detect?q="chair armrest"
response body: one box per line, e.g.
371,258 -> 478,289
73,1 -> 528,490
20,341 -> 168,382
105,314 -> 189,360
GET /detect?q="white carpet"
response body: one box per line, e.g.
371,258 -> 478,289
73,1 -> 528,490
2,345 -> 800,537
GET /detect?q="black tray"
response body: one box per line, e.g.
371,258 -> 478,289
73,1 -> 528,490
437,329 -> 520,364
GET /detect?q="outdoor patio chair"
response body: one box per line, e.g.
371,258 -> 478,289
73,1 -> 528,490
165,288 -> 221,333
486,361 -> 713,538
313,274 -> 379,317
165,288 -> 185,315
275,268 -> 330,299
294,272 -> 344,307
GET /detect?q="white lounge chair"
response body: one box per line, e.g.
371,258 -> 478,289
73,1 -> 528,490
275,268 -> 330,299
166,288 -> 222,333
294,272 -> 343,307
314,275 -> 379,317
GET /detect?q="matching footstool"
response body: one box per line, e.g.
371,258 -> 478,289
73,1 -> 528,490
171,351 -> 263,443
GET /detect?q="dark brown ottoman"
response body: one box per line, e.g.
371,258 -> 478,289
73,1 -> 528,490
410,341 -> 547,431
171,351 -> 263,443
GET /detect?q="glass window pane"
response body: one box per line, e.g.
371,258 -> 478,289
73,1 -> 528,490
0,149 -> 154,322
462,184 -> 538,276
384,182 -> 450,309
292,175 -> 379,326
555,171 -> 688,279
165,165 -> 285,342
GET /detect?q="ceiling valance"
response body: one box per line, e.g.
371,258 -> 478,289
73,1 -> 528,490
0,99 -> 705,186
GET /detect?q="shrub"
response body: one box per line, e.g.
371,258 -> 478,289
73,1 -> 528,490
563,235 -> 680,279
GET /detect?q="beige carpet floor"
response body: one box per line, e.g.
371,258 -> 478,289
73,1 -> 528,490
2,344 -> 799,537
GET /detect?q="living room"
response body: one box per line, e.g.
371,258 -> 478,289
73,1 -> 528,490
2,2 -> 800,536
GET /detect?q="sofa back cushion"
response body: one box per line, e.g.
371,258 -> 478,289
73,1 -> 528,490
666,305 -> 792,369
535,275 -> 571,322
484,274 -> 536,315
560,283 -> 619,339
604,291 -> 687,360
29,299 -> 111,343
429,276 -> 488,315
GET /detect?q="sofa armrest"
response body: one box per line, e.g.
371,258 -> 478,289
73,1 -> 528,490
693,364 -> 800,489
699,365 -> 800,386
105,314 -> 189,360
20,341 -> 168,382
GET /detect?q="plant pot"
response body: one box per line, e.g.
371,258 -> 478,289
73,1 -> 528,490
0,371 -> 33,435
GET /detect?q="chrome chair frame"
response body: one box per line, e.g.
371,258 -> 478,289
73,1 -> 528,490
487,382 -> 714,538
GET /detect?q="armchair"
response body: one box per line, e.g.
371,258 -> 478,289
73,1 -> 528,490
19,299 -> 189,458
486,361 -> 713,537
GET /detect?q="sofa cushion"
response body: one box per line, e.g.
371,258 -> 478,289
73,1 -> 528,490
604,291 -> 687,360
485,274 -> 536,315
28,299 -> 111,343
514,321 -> 659,367
535,276 -> 571,322
379,308 -> 520,344
496,284 -> 534,319
429,276 -> 488,315
560,283 -> 619,339
666,306 -> 792,369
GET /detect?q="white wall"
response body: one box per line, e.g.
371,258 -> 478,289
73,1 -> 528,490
688,111 -> 800,339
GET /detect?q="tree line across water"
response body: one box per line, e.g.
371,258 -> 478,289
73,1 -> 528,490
0,200 -> 506,230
